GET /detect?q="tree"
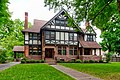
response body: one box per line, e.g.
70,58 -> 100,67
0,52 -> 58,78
44,0 -> 118,31
100,14 -> 120,62
0,19 -> 25,59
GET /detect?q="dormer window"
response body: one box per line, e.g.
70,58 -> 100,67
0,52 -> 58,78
86,35 -> 95,41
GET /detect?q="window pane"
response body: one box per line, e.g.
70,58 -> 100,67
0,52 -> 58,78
33,40 -> 37,44
66,27 -> 69,30
61,26 -> 65,29
74,33 -> 77,40
61,32 -> 64,40
56,32 -> 59,40
51,25 -> 55,28
25,33 -> 29,40
29,40 -> 32,44
51,32 -> 55,39
56,26 -> 60,29
45,31 -> 50,39
69,33 -> 73,40
65,33 -> 68,40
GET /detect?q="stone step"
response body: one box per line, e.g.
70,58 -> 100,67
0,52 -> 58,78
45,58 -> 56,65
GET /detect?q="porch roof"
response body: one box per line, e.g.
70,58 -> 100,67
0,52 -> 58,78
13,46 -> 24,52
80,41 -> 102,48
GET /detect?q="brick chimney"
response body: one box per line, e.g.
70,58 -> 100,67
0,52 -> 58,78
24,12 -> 28,29
85,21 -> 90,29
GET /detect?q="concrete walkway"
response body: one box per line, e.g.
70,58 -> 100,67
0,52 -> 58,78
0,62 -> 20,71
51,65 -> 101,80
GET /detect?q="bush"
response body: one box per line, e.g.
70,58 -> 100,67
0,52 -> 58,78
95,61 -> 98,63
75,59 -> 82,63
40,60 -> 44,63
21,60 -> 26,63
89,60 -> 94,63
99,60 -> 104,63
83,60 -> 89,63
0,49 -> 7,63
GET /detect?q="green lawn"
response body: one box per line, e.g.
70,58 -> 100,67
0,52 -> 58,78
60,62 -> 120,80
0,64 -> 74,80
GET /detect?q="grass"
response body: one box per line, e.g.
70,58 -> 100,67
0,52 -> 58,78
60,62 -> 120,80
0,64 -> 74,80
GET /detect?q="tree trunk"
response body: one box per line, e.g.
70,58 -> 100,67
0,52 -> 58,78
117,0 -> 120,13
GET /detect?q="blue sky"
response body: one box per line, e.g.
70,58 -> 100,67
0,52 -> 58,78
8,0 -> 101,42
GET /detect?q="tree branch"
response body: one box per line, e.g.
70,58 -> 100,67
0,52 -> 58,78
92,0 -> 113,21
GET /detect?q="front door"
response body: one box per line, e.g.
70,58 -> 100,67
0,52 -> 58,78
45,48 -> 54,58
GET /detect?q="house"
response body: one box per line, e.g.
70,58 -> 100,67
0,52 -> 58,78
13,9 -> 102,62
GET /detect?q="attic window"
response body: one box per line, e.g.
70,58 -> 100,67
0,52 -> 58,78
87,35 -> 94,41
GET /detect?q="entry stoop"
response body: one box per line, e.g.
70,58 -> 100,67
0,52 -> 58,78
45,58 -> 57,65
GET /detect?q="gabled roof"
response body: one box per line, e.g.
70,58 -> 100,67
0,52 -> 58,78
41,8 -> 83,32
82,26 -> 96,35
13,46 -> 24,52
22,19 -> 47,33
80,41 -> 101,48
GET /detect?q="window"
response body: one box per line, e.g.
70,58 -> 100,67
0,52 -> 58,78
29,33 -> 40,45
69,33 -> 74,40
65,33 -> 68,40
58,46 -> 62,55
61,32 -> 64,40
69,47 -> 73,55
74,33 -> 77,41
51,32 -> 55,40
58,46 -> 66,55
45,31 -> 50,39
56,32 -> 60,40
63,47 -> 66,55
87,35 -> 94,41
29,46 -> 41,55
74,47 -> 77,55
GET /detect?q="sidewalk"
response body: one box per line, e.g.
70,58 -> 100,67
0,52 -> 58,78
0,62 -> 20,71
51,65 -> 101,80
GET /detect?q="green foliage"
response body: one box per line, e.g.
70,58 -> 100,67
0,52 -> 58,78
99,60 -> 103,63
44,0 -> 118,31
60,63 -> 120,80
83,60 -> 89,63
89,60 -> 94,63
75,59 -> 82,63
0,64 -> 74,80
0,49 -> 7,63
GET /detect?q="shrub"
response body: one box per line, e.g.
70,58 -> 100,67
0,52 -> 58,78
0,49 -> 6,63
57,60 -> 61,63
83,60 -> 89,63
22,57 -> 27,61
26,60 -> 30,63
99,60 -> 104,63
36,60 -> 40,63
75,59 -> 82,63
95,61 -> 98,63
40,60 -> 44,63
21,60 -> 26,63
89,60 -> 94,63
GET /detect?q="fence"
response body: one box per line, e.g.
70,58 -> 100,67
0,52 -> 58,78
111,57 -> 120,62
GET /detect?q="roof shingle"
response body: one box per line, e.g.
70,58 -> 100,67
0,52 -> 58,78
22,19 -> 47,33
13,46 -> 24,52
80,41 -> 101,48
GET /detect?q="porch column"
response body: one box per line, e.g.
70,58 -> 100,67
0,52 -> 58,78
82,48 -> 84,55
94,49 -> 96,55
99,48 -> 101,55
90,49 -> 92,55
14,52 -> 16,61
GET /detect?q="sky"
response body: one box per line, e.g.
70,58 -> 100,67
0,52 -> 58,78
8,0 -> 102,42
